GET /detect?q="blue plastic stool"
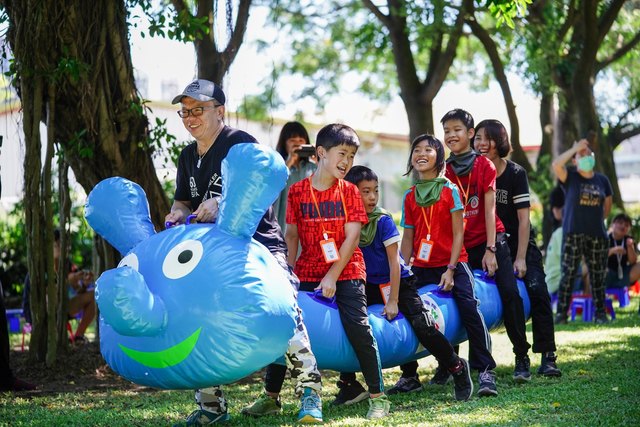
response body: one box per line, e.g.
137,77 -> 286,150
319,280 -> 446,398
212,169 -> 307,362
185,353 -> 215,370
5,308 -> 23,333
606,287 -> 630,308
570,297 -> 593,322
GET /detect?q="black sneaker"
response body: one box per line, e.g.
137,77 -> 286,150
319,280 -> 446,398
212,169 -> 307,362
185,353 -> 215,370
386,376 -> 423,395
555,313 -> 568,325
428,364 -> 452,385
477,369 -> 498,397
331,380 -> 369,406
594,312 -> 609,325
450,358 -> 473,401
513,355 -> 532,383
538,352 -> 562,377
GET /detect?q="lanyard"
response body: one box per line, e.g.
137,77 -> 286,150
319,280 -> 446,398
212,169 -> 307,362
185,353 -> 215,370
454,168 -> 473,214
420,205 -> 434,241
308,177 -> 348,240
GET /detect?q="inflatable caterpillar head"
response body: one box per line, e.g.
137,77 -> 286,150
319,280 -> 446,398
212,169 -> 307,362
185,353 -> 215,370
85,143 -> 296,389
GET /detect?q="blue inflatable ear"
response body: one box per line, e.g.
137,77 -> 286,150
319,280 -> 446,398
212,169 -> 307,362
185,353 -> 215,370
85,177 -> 156,255
217,143 -> 288,238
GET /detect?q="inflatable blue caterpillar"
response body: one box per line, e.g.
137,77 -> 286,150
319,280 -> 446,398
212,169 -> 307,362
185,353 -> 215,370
85,143 -> 297,389
86,143 -> 531,389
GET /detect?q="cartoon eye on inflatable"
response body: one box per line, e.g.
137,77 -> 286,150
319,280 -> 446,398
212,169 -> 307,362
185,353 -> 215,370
118,253 -> 139,271
162,239 -> 204,279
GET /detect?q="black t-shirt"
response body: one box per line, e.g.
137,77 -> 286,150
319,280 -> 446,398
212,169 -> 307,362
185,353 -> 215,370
549,184 -> 565,230
606,232 -> 632,271
174,125 -> 286,255
496,160 -> 536,253
561,167 -> 612,237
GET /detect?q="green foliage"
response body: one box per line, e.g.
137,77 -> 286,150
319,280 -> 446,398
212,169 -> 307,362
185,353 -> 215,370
0,203 -> 27,299
485,0 -> 532,28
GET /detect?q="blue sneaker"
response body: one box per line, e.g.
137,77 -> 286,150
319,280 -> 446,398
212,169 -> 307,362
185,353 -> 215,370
298,387 -> 323,424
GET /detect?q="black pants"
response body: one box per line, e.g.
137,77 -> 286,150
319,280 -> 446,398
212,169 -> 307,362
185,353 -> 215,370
509,241 -> 556,353
399,263 -> 496,376
557,233 -> 608,316
282,279 -> 384,394
468,235 -> 530,357
339,275 -> 459,383
0,280 -> 15,387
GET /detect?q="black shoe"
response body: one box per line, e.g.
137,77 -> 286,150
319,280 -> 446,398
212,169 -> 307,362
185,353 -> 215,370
477,369 -> 498,397
594,312 -> 609,325
513,355 -> 532,383
450,358 -> 473,401
0,377 -> 37,392
538,352 -> 562,377
428,365 -> 452,385
387,376 -> 423,395
331,380 -> 368,406
554,313 -> 568,325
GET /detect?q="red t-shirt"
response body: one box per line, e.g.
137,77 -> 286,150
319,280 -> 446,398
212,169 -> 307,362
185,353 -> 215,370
286,178 -> 368,282
401,179 -> 469,268
445,155 -> 505,249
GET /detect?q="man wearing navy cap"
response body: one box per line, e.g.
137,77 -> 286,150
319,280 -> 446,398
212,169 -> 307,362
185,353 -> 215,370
167,80 -> 323,425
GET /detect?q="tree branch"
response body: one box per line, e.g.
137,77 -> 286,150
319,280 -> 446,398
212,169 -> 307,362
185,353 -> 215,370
170,0 -> 188,14
596,30 -> 640,72
361,0 -> 391,28
596,0 -> 626,46
221,0 -> 252,68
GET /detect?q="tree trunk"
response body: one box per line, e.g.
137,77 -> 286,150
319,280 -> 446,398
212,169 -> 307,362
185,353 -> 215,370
3,0 -> 171,362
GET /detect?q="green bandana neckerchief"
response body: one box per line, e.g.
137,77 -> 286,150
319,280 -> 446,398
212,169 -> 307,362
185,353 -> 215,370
414,177 -> 448,207
360,206 -> 392,247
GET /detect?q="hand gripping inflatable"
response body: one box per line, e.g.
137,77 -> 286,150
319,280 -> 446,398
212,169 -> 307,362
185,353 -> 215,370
297,271 -> 531,371
85,143 -> 297,389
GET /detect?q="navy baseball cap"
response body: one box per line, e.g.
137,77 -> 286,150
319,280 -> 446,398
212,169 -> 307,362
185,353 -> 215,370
171,79 -> 226,105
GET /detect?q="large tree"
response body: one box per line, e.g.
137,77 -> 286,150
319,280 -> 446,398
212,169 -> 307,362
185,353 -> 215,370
523,0 -> 640,209
2,0 -> 170,363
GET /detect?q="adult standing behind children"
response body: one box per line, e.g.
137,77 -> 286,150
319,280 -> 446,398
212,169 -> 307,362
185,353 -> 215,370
285,124 -> 390,419
273,121 -> 317,231
391,134 -> 498,398
442,108 -> 531,386
552,139 -> 612,324
165,79 -> 322,425
474,119 -> 561,377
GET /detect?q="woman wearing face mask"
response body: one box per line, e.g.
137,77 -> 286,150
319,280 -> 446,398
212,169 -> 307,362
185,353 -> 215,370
552,139 -> 613,324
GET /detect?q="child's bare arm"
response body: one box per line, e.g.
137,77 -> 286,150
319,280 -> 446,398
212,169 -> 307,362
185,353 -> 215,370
439,210 -> 464,291
482,188 -> 498,276
400,227 -> 414,264
318,221 -> 361,298
383,242 -> 401,320
285,224 -> 300,268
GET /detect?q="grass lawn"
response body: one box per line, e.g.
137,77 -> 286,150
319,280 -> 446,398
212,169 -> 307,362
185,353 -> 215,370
2,298 -> 639,426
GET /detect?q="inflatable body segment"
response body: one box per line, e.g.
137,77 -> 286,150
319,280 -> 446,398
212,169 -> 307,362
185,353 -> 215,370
297,272 -> 531,371
86,144 -> 297,389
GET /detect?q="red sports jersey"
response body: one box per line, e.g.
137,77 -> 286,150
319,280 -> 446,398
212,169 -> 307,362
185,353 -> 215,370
401,179 -> 469,268
286,177 -> 368,282
445,155 -> 505,249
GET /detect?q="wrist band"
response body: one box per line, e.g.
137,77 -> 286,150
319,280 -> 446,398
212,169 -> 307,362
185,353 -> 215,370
446,263 -> 457,270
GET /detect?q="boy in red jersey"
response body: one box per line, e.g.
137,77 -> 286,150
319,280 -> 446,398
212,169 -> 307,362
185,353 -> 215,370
285,124 -> 390,419
389,134 -> 498,398
442,108 -> 531,388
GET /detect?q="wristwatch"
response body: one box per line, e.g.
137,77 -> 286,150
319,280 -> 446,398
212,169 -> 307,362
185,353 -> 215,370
485,245 -> 497,253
